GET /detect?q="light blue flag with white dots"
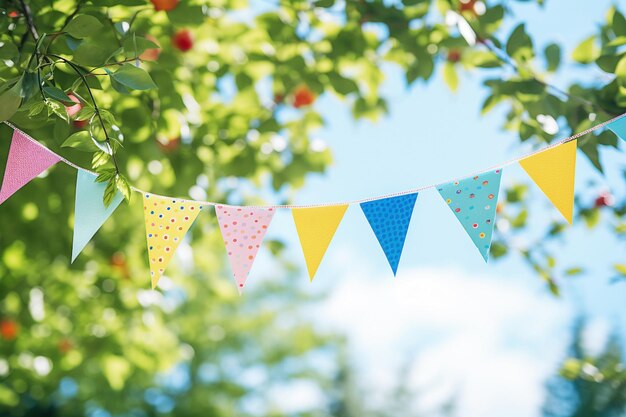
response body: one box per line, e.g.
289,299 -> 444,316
72,170 -> 123,262
607,116 -> 626,142
360,193 -> 418,276
437,169 -> 503,262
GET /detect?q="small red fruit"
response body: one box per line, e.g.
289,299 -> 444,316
8,10 -> 20,18
72,119 -> 88,129
150,0 -> 179,11
139,35 -> 161,61
447,49 -> 462,63
0,319 -> 19,340
459,0 -> 477,13
172,30 -> 193,52
158,136 -> 180,153
292,85 -> 315,108
58,338 -> 73,353
594,191 -> 615,208
65,94 -> 82,118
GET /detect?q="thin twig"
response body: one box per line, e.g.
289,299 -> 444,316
46,53 -> 121,174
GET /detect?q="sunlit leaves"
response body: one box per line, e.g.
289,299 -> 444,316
109,64 -> 157,91
65,14 -> 104,39
572,36 -> 600,64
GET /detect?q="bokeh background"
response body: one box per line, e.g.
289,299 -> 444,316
1,0 -> 626,416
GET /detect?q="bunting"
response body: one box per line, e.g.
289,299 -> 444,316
143,193 -> 202,288
360,193 -> 418,275
72,171 -> 124,262
0,129 -> 61,205
607,117 -> 626,142
215,205 -> 275,293
2,112 -> 623,290
437,170 -> 502,261
519,140 -> 577,224
292,205 -> 348,281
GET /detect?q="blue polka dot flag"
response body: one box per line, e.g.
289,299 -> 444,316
607,116 -> 626,142
360,193 -> 418,275
437,169 -> 503,262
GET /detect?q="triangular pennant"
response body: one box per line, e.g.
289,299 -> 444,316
360,193 -> 418,275
215,205 -> 275,294
143,193 -> 202,288
72,171 -> 124,262
292,205 -> 348,281
437,169 -> 503,262
0,129 -> 61,204
607,116 -> 626,141
519,140 -> 577,224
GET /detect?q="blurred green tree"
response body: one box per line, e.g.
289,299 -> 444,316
543,320 -> 626,417
0,0 -> 625,415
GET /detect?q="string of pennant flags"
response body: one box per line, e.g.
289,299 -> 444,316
1,114 -> 625,294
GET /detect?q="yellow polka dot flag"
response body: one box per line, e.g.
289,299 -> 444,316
292,205 -> 348,281
143,193 -> 202,288
519,140 -> 577,224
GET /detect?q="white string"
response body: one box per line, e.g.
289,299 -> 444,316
3,112 -> 625,209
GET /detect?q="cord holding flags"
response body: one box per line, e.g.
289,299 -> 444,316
1,114 -> 625,292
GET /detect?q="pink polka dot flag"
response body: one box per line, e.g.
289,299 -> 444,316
215,205 -> 275,294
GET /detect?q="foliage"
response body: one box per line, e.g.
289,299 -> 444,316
0,0 -> 625,415
543,320 -> 626,417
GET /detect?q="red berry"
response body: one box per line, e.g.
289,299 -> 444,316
139,35 -> 161,61
292,86 -> 315,108
0,320 -> 18,340
73,119 -> 88,129
158,136 -> 180,153
447,49 -> 462,63
594,191 -> 615,208
172,30 -> 193,52
58,338 -> 73,353
150,0 -> 179,11
459,0 -> 477,12
65,94 -> 82,118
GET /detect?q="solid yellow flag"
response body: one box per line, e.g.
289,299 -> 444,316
143,193 -> 202,288
519,140 -> 577,224
292,205 -> 348,281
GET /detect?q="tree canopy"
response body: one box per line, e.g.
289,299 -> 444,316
0,0 -> 625,415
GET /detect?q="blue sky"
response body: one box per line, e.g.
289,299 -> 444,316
236,1 -> 626,415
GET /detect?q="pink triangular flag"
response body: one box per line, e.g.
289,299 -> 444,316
0,129 -> 61,204
215,205 -> 275,294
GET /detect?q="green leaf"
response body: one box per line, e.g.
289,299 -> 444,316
115,174 -> 132,202
110,64 -> 157,90
506,24 -> 533,61
43,86 -> 76,105
92,151 -> 110,169
73,41 -> 112,67
101,355 -> 130,390
616,55 -> 626,84
596,54 -> 623,73
442,62 -> 458,92
544,43 -> 561,72
327,72 -> 359,95
95,169 -> 116,183
65,14 -> 104,39
122,35 -> 159,58
565,267 -> 584,276
613,11 -> 626,37
571,36 -> 599,64
61,131 -> 100,152
0,84 -> 22,122
103,179 -> 118,208
46,100 -> 69,123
